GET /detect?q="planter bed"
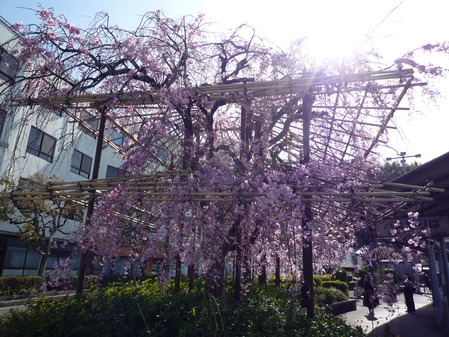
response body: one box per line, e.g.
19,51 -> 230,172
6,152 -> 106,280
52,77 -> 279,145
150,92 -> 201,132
331,299 -> 357,315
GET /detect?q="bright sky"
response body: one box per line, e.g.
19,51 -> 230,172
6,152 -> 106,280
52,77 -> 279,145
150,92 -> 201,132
1,0 -> 448,163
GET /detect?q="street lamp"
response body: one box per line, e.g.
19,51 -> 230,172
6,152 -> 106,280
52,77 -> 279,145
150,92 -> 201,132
386,152 -> 421,174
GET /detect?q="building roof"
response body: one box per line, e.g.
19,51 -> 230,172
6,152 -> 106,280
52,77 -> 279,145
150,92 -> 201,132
390,151 -> 449,217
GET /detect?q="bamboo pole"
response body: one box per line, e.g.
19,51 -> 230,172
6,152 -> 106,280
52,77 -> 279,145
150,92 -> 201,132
364,77 -> 413,157
13,70 -> 414,107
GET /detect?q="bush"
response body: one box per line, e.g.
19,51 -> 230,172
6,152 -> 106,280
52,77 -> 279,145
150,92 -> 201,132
315,286 -> 348,307
0,279 -> 364,337
321,280 -> 349,295
333,269 -> 349,283
46,275 -> 100,291
313,274 -> 332,287
99,275 -> 129,286
0,275 -> 101,295
357,268 -> 369,279
0,276 -> 45,295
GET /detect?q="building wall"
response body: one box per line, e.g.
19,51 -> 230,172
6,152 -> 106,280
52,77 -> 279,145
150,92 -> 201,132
0,17 -> 125,276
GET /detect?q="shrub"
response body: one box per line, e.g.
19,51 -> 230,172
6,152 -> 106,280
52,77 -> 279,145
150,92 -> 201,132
313,274 -> 332,287
0,279 -> 364,337
315,286 -> 348,307
0,276 -> 45,295
46,275 -> 100,291
357,268 -> 369,279
333,269 -> 349,283
0,275 -> 102,295
321,280 -> 349,295
99,274 -> 128,286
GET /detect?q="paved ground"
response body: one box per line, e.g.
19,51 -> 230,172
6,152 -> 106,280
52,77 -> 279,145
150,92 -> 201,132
340,292 -> 448,336
0,291 -> 74,315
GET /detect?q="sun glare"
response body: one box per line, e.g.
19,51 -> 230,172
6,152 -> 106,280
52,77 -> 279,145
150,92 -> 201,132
302,18 -> 367,64
285,1 -> 373,64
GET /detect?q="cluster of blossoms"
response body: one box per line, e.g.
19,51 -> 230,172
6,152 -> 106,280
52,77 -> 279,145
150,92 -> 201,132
358,211 -> 432,306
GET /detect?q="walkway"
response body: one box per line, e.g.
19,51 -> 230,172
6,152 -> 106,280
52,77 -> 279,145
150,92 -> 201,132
340,292 -> 448,336
0,291 -> 74,315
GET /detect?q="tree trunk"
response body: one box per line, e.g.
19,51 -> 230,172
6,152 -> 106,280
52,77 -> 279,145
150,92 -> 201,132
275,255 -> 281,287
235,221 -> 242,301
258,255 -> 267,285
188,264 -> 195,291
37,254 -> 48,276
208,246 -> 226,297
37,235 -> 55,277
174,254 -> 182,292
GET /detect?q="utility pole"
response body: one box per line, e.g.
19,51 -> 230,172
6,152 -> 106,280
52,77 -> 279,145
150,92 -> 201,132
386,152 -> 421,174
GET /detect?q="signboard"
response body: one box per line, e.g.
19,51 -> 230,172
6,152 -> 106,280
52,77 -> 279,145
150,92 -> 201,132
376,216 -> 449,238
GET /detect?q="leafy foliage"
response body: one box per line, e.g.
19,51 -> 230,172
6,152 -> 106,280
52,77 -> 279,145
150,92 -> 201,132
0,275 -> 100,295
333,268 -> 349,283
321,280 -> 349,295
0,174 -> 85,276
0,279 -> 364,337
0,277 -> 45,296
374,161 -> 421,181
313,274 -> 332,287
314,286 -> 348,307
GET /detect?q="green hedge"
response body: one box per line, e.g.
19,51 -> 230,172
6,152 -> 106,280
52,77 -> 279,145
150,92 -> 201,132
315,286 -> 348,307
333,269 -> 349,283
0,276 -> 45,295
313,274 -> 332,287
46,275 -> 100,291
321,280 -> 349,295
0,275 -> 101,295
0,280 -> 364,337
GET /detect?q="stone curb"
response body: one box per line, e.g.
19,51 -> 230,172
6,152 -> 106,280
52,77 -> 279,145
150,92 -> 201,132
0,291 -> 75,308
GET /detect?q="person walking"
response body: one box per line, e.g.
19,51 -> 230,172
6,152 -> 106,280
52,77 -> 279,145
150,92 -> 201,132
403,275 -> 416,313
362,275 -> 376,316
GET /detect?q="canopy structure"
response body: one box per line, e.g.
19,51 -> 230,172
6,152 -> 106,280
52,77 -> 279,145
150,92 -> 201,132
1,172 -> 444,206
6,67 -> 447,316
13,69 -> 423,167
374,152 -> 449,229
4,69 -> 434,216
4,68 -> 443,255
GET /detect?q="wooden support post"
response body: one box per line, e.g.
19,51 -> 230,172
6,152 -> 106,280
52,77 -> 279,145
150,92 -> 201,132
76,107 -> 107,294
301,93 -> 314,318
235,220 -> 242,301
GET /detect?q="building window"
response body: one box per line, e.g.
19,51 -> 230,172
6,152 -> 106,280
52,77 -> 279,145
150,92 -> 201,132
70,149 -> 92,178
79,110 -> 99,138
110,129 -> 124,147
26,126 -> 56,162
106,165 -> 127,178
0,109 -> 6,138
0,47 -> 18,82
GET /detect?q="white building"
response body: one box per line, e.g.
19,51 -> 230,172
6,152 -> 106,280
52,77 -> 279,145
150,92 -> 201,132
0,16 -> 126,276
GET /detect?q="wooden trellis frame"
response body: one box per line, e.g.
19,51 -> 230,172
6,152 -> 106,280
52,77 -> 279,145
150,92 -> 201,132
1,172 -> 444,212
3,68 -> 437,241
5,68 -> 439,310
11,68 -> 426,167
